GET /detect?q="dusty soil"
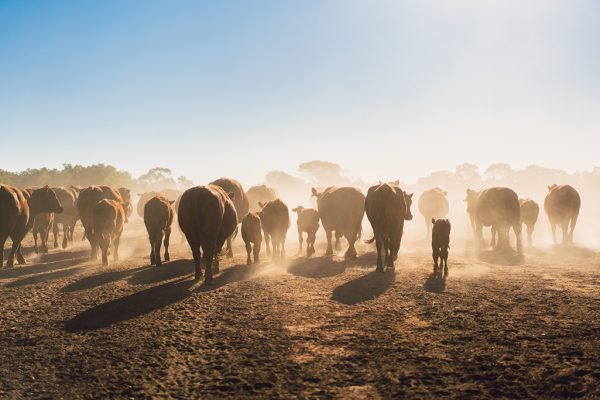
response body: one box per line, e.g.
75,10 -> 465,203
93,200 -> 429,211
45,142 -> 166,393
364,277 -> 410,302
1,220 -> 599,399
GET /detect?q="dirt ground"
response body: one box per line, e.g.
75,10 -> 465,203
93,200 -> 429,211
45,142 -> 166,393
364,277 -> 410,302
1,219 -> 599,399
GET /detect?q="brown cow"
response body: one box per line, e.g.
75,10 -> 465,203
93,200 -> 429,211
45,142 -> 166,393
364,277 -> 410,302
544,184 -> 581,245
118,187 -> 134,219
210,178 -> 249,257
311,186 -> 365,259
51,187 -> 79,249
519,199 -> 540,247
33,212 -> 54,254
77,186 -> 124,258
418,188 -> 449,238
466,187 -> 522,255
291,206 -> 320,257
365,183 -> 413,271
241,212 -> 262,265
137,190 -> 182,218
247,185 -> 277,213
0,185 -> 63,268
258,199 -> 290,260
92,199 -> 126,267
178,185 -> 237,281
144,196 -> 174,266
431,219 -> 451,278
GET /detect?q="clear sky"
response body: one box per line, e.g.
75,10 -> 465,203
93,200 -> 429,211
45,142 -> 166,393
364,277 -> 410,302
1,0 -> 598,186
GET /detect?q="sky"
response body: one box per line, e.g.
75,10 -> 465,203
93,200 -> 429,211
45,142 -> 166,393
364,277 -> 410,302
0,0 -> 599,186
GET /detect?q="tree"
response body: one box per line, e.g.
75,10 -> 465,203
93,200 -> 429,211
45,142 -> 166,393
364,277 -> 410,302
177,176 -> 194,189
485,163 -> 514,182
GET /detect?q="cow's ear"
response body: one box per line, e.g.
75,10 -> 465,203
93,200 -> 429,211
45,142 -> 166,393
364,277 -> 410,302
169,200 -> 175,205
547,185 -> 552,191
227,191 -> 235,200
258,202 -> 265,209
443,191 -> 448,196
392,180 -> 399,186
431,218 -> 436,225
408,193 -> 413,199
44,185 -> 50,189
291,207 -> 298,212
311,188 -> 318,197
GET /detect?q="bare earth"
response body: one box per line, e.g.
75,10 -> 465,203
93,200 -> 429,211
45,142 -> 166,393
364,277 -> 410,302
1,220 -> 599,399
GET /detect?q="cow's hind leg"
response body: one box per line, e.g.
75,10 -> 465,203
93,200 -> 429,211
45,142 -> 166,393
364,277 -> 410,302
245,241 -> 252,265
191,245 -> 202,280
325,230 -> 333,256
375,235 -> 384,272
0,233 -> 8,268
226,236 -> 233,258
164,227 -> 171,262
569,212 -> 579,245
203,244 -> 215,282
442,247 -> 449,278
265,233 -> 272,257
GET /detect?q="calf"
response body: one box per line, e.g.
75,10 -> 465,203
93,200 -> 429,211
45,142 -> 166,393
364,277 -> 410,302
33,212 -> 54,254
259,199 -> 290,260
291,206 -> 320,257
92,199 -> 126,267
432,219 -> 451,278
241,212 -> 262,265
143,196 -> 174,266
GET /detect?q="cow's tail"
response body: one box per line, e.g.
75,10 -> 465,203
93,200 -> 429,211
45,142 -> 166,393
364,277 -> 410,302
232,225 -> 239,240
365,237 -> 375,244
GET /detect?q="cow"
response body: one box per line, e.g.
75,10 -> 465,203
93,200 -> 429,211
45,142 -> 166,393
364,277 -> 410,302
33,212 -> 54,254
210,178 -> 249,257
312,186 -> 365,259
118,187 -> 134,219
246,185 -> 277,213
432,219 -> 451,278
465,187 -> 523,255
77,186 -> 124,258
258,199 -> 290,260
143,195 -> 174,267
241,212 -> 262,265
519,199 -> 540,247
365,183 -> 413,271
178,185 -> 237,281
51,187 -> 79,249
291,206 -> 320,257
92,199 -> 126,267
137,190 -> 182,218
418,188 -> 449,238
544,184 -> 581,245
0,185 -> 63,268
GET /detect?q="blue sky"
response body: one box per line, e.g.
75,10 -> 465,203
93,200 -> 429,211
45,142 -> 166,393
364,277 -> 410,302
1,0 -> 599,186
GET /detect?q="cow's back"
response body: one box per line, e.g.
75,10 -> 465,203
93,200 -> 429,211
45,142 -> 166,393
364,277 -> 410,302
261,199 -> 290,234
520,199 -> 540,226
178,186 -> 226,244
210,178 -> 249,221
544,185 -> 581,223
0,185 -> 26,234
92,199 -> 124,238
418,188 -> 449,219
476,187 -> 520,227
144,196 -> 174,234
365,183 -> 406,234
317,187 -> 365,232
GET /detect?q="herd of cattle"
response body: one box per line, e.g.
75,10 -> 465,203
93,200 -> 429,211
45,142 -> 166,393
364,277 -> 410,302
0,179 -> 582,282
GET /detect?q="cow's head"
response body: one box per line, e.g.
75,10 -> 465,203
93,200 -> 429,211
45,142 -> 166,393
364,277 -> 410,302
404,192 -> 414,220
291,206 -> 305,215
465,189 -> 479,214
30,185 -> 63,215
121,201 -> 130,223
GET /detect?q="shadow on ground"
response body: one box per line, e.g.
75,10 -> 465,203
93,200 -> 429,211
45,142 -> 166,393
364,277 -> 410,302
478,249 -> 525,266
0,249 -> 90,279
61,266 -> 148,292
287,252 -> 378,279
64,262 -> 262,332
424,272 -> 446,293
331,270 -> 395,305
128,259 -> 194,285
5,265 -> 86,288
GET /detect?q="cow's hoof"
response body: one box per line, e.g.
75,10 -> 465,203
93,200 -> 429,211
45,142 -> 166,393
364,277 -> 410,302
375,267 -> 384,273
204,275 -> 213,284
164,253 -> 170,262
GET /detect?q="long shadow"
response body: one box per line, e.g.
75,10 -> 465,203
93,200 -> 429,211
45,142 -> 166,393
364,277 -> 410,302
287,256 -> 347,278
478,249 -> 525,266
424,272 -> 446,293
197,263 -> 262,292
61,266 -> 148,293
0,249 -> 90,279
128,259 -> 194,285
5,265 -> 85,288
65,277 -> 196,332
331,270 -> 395,305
